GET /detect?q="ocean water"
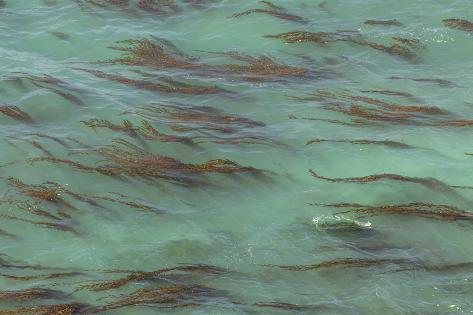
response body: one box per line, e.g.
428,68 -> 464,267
1,0 -> 473,314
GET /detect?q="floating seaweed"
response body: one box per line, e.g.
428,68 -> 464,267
28,133 -> 71,149
232,1 -> 306,23
134,103 -> 265,133
360,89 -> 415,99
254,302 -> 328,311
265,258 -> 410,271
308,169 -> 472,193
306,138 -> 411,148
322,202 -> 473,222
92,192 -> 164,214
351,37 -> 422,60
0,105 -> 34,123
0,303 -> 90,315
82,118 -> 141,139
443,18 -> 473,32
29,141 -> 54,157
74,68 -> 227,95
0,288 -> 68,301
105,39 -> 199,69
389,76 -> 456,87
364,19 -> 402,26
82,264 -> 226,291
94,284 -> 221,312
266,30 -> 421,59
7,178 -> 86,210
82,118 -> 194,146
137,0 -> 180,15
264,30 -> 356,44
0,271 -> 83,281
206,50 -> 310,81
31,139 -> 266,185
104,38 -> 311,81
0,214 -> 80,235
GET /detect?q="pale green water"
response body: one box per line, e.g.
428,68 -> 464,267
1,0 -> 473,314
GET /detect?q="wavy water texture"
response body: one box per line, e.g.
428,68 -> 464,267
1,0 -> 473,314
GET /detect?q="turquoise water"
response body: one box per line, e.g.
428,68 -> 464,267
1,0 -> 473,313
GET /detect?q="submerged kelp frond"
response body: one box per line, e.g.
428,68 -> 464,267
0,288 -> 67,301
389,76 -> 456,87
306,138 -> 411,148
136,0 -> 180,15
205,50 -> 310,81
232,1 -> 306,23
106,39 -> 199,69
254,302 -> 328,311
74,0 -> 181,15
267,29 -> 422,59
83,264 -> 226,291
93,192 -> 164,214
0,303 -> 90,315
0,105 -> 34,123
8,73 -> 84,106
74,68 -> 227,95
0,271 -> 83,281
104,38 -> 310,81
264,30 -> 356,44
82,118 -> 195,145
31,139 -> 266,185
0,214 -> 80,235
443,18 -> 473,32
308,169 -> 469,192
135,103 -> 265,133
7,178 -> 91,210
325,202 -> 473,222
364,19 -> 402,26
95,284 -> 221,312
266,258 -> 410,271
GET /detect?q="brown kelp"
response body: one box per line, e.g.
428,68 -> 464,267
134,103 -> 265,133
364,19 -> 402,26
266,30 -> 422,60
92,192 -> 164,214
350,37 -> 423,60
0,105 -> 33,123
254,302 -> 328,311
360,89 -> 415,99
74,0 -> 180,15
105,39 -> 200,69
389,76 -> 456,87
232,1 -> 306,23
288,89 -> 473,127
94,284 -> 222,312
31,139 -> 266,185
443,18 -> 473,32
7,178 -> 85,210
306,138 -> 411,148
82,118 -> 195,145
0,271 -> 83,281
266,258 -> 411,271
308,169 -> 470,193
104,38 -> 310,81
0,288 -> 68,301
73,68 -> 228,95
321,202 -> 473,222
264,30 -> 356,44
81,264 -> 226,291
0,214 -> 80,235
0,303 -> 90,315
8,73 -> 84,106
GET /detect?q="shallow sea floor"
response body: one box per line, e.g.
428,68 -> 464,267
1,0 -> 473,314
